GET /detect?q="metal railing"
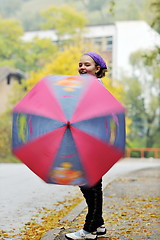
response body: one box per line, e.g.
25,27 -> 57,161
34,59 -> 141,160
126,148 -> 160,158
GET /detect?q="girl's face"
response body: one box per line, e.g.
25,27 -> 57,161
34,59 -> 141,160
78,55 -> 100,77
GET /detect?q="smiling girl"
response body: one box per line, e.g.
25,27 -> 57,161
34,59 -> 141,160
65,52 -> 108,240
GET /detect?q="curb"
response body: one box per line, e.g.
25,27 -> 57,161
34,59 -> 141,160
41,161 -> 160,240
40,174 -> 118,240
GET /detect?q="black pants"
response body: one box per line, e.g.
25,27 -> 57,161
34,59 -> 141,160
80,179 -> 104,232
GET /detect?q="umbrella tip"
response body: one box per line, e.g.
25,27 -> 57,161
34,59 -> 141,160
67,121 -> 71,128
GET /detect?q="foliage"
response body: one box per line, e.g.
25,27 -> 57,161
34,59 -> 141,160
0,194 -> 83,239
25,45 -> 125,105
79,0 -> 112,21
3,45 -> 128,163
0,16 -> 24,68
25,45 -> 83,90
122,47 -> 160,148
24,45 -> 129,149
16,12 -> 44,31
0,82 -> 26,162
102,77 -> 132,147
150,0 -> 160,33
0,0 -> 22,17
0,112 -> 12,159
0,0 -> 154,31
0,16 -> 58,72
122,77 -> 146,147
40,5 -> 87,46
17,38 -> 58,72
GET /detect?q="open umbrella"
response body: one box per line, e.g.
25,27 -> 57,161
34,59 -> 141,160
12,74 -> 125,186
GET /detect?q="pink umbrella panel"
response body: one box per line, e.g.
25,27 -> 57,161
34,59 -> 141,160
12,74 -> 126,186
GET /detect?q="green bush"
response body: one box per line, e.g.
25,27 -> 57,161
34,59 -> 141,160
0,112 -> 20,162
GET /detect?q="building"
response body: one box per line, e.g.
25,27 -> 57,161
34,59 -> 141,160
0,67 -> 25,114
22,20 -> 160,80
0,66 -> 14,114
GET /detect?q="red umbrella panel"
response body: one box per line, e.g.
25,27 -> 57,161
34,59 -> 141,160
12,74 -> 126,186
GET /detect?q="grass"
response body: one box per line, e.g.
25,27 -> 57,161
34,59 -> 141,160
0,155 -> 20,163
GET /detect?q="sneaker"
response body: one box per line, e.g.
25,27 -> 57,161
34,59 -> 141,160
96,225 -> 106,235
65,229 -> 97,239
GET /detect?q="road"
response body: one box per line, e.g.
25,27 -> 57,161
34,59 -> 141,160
0,158 -> 160,236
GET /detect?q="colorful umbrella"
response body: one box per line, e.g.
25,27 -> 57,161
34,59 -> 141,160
12,74 -> 125,186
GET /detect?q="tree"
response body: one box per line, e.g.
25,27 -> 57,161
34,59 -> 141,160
19,12 -> 44,31
0,16 -> 24,67
0,16 -> 58,72
0,0 -> 22,17
4,43 -> 127,162
15,37 -> 58,72
25,45 -> 83,90
150,0 -> 160,33
122,47 -> 160,149
0,112 -> 13,160
122,76 -> 146,146
81,0 -> 110,21
40,5 -> 87,47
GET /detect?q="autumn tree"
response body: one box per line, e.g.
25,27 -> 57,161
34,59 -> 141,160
25,45 -> 83,90
40,5 -> 87,47
16,37 -> 58,72
2,43 -> 128,162
0,16 -> 58,72
0,16 -> 24,67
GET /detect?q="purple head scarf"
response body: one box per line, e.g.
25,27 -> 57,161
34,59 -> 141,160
84,52 -> 107,69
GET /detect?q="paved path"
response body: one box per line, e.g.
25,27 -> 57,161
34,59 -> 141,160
0,163 -> 79,234
0,158 -> 160,238
51,167 -> 160,240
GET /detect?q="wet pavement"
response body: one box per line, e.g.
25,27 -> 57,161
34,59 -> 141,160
0,158 -> 160,239
41,166 -> 160,240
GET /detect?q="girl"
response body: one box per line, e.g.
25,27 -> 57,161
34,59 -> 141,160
65,52 -> 108,240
